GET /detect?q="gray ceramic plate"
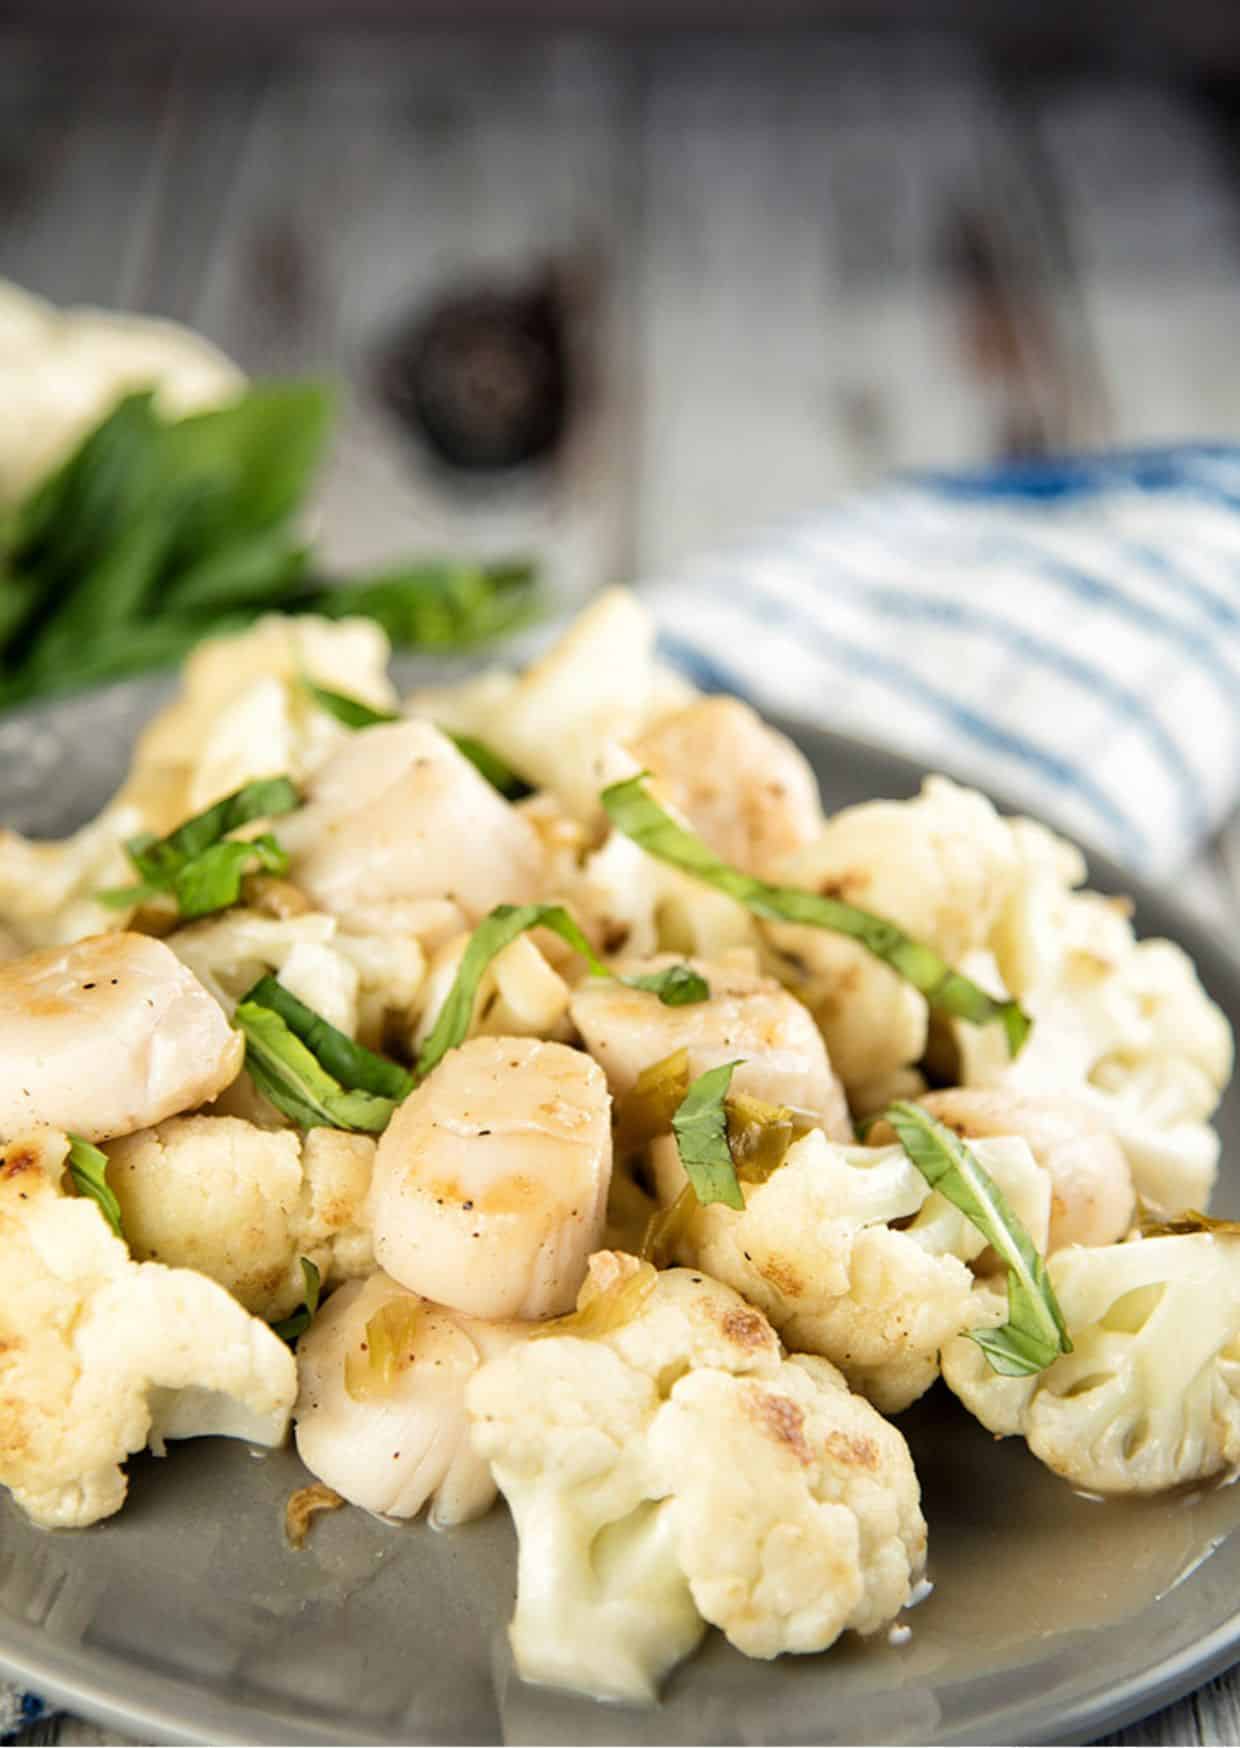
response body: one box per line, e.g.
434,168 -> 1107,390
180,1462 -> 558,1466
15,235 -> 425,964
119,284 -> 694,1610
3,676 -> 1240,1747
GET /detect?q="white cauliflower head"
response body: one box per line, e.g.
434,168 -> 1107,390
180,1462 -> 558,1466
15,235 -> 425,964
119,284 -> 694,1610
764,776 -> 1017,1089
654,1127 -> 1049,1414
467,1253 -> 926,1702
957,816 -> 1234,1214
942,1232 -> 1240,1495
105,1114 -> 376,1319
0,1136 -> 297,1529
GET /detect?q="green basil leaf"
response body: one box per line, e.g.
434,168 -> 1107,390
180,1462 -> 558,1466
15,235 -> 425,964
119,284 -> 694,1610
671,1061 -> 745,1211
243,975 -> 414,1101
299,558 -> 539,648
622,963 -> 711,1007
173,833 -> 289,921
270,1257 -> 322,1345
235,1001 -> 401,1133
414,902 -> 710,1083
601,773 -> 1030,1056
307,682 -> 399,729
128,775 -> 300,886
442,732 -> 533,801
66,1133 -> 124,1239
883,1100 -> 1071,1377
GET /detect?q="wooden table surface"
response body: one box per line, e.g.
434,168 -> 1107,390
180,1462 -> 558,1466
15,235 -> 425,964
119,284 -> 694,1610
6,31 -> 1240,1746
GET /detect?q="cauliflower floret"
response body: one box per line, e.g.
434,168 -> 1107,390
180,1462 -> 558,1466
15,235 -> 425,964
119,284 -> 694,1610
655,1128 -> 1049,1413
957,817 -> 1233,1213
571,954 -> 852,1140
942,1233 -> 1240,1495
0,1143 -> 296,1529
372,1037 -> 613,1321
764,776 -> 1017,1089
105,1115 -> 376,1319
468,1254 -> 926,1701
868,1090 -> 1134,1252
631,697 -> 823,878
414,931 -> 573,1053
165,907 -> 426,1052
0,933 -> 242,1143
569,829 -> 760,964
129,613 -> 397,820
279,720 -> 544,921
0,801 -> 149,950
295,1272 -> 524,1526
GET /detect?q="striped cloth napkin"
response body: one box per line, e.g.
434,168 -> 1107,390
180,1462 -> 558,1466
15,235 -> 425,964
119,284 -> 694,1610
4,442 -> 1240,1745
655,445 -> 1240,879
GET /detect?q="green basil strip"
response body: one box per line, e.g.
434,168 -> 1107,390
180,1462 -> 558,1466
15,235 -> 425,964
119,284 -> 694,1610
307,680 -> 533,800
671,1061 -> 745,1211
414,902 -> 709,1084
306,681 -> 399,729
884,1101 -> 1071,1377
173,833 -> 289,920
99,774 -> 301,914
270,1257 -> 322,1344
235,1001 -> 401,1133
67,1134 -> 124,1239
600,773 -> 1030,1057
243,975 -> 414,1101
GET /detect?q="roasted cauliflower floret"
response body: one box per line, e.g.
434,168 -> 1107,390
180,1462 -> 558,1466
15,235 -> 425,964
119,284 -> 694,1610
0,1149 -> 296,1529
957,816 -> 1234,1213
632,696 -> 823,878
0,801 -> 148,950
655,1127 -> 1049,1413
570,954 -> 851,1139
280,720 -> 544,921
371,1036 -> 613,1321
105,1115 -> 375,1319
764,776 -> 1017,1088
942,1233 -> 1240,1495
468,1254 -> 926,1702
0,933 -> 242,1143
294,1272 -> 524,1526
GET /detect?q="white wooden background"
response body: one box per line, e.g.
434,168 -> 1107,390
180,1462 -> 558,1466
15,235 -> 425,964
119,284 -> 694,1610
5,30 -> 1240,1746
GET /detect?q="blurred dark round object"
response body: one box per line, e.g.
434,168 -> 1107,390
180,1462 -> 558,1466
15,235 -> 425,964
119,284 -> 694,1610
376,276 -> 569,472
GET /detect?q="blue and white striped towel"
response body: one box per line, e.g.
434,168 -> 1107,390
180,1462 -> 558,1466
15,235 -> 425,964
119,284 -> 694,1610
656,445 -> 1240,879
5,443 -> 1240,1744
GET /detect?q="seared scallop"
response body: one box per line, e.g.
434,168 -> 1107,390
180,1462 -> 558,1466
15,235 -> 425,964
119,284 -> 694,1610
569,955 -> 852,1140
371,1037 -> 613,1320
0,932 -> 241,1143
282,720 -> 544,920
294,1272 -> 523,1525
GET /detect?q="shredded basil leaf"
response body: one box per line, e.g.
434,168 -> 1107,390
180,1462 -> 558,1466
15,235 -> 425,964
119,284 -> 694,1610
671,1061 -> 745,1210
271,1257 -> 322,1344
884,1101 -> 1071,1377
600,773 -> 1030,1056
99,775 -> 300,917
307,682 -> 399,730
235,1000 -> 403,1133
66,1133 -> 123,1239
307,680 -> 533,800
414,902 -> 709,1083
243,975 -> 414,1101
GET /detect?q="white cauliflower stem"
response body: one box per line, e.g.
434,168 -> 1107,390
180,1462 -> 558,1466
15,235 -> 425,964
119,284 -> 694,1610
0,1140 -> 297,1529
467,1255 -> 926,1702
943,1232 -> 1240,1494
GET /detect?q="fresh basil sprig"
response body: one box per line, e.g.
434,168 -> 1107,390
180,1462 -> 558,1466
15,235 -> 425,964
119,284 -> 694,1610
67,1134 -> 124,1239
270,1257 -> 322,1345
235,976 -> 413,1132
307,680 -> 533,800
671,1061 -> 745,1210
600,774 -> 1030,1056
884,1101 -> 1071,1377
415,902 -> 709,1083
99,774 -> 300,918
0,385 -> 540,711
